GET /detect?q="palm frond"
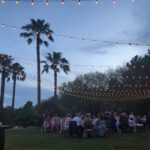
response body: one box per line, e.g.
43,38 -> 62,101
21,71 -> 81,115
27,38 -> 33,45
61,58 -> 69,64
44,41 -> 49,47
40,60 -> 47,64
20,32 -> 34,38
46,53 -> 53,63
62,65 -> 70,74
53,51 -> 62,64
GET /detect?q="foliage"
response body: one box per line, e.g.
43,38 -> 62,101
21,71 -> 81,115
0,54 -> 14,109
41,51 -> 70,99
20,18 -> 54,106
37,97 -> 66,116
14,101 -> 37,127
0,107 -> 13,124
59,50 -> 150,113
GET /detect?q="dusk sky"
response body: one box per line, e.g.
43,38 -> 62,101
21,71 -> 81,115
0,0 -> 150,108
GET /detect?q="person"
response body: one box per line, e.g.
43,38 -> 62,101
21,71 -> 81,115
142,115 -> 147,127
115,113 -> 121,133
128,112 -> 136,132
120,112 -> 128,133
95,116 -> 106,137
52,114 -> 61,132
92,115 -> 98,128
72,113 -> 83,137
83,113 -> 93,138
110,112 -> 117,133
43,115 -> 51,133
60,114 -> 71,134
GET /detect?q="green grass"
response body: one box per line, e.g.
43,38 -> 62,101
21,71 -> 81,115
5,128 -> 150,150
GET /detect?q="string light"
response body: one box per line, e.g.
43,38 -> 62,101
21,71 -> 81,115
113,0 -> 116,4
60,89 -> 150,102
0,22 -> 150,47
61,0 -> 64,5
13,26 -> 16,30
31,0 -> 34,5
1,0 -> 5,3
78,0 -> 81,5
95,0 -> 99,4
0,0 -> 138,6
16,0 -> 19,4
46,0 -> 49,5
1,24 -> 5,28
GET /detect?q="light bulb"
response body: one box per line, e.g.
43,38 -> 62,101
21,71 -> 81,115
16,0 -> 19,4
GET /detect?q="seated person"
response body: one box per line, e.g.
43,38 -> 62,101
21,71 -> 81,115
95,116 -> 106,137
71,113 -> 83,137
83,113 -> 93,138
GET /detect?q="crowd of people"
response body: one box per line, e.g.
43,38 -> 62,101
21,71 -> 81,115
41,111 -> 150,138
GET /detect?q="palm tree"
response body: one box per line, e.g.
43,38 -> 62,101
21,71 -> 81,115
20,19 -> 54,106
41,51 -> 70,99
11,62 -> 26,113
0,54 -> 13,109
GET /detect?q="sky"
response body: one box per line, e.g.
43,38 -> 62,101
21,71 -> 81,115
0,0 -> 150,108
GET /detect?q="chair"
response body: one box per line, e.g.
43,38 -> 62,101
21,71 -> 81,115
69,121 -> 77,137
83,121 -> 94,138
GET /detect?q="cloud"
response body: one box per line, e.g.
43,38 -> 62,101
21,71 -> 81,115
131,0 -> 150,43
80,42 -> 117,54
4,81 -> 53,108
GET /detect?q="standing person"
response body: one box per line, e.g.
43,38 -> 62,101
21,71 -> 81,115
53,114 -> 60,132
60,114 -> 72,135
43,115 -> 51,133
120,112 -> 128,133
128,112 -> 136,132
115,113 -> 121,133
110,112 -> 117,133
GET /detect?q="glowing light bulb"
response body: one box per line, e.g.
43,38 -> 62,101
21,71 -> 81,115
96,0 -> 99,4
31,0 -> 34,5
1,0 -> 5,3
13,26 -> 16,30
16,0 -> 19,4
46,0 -> 49,5
61,0 -> 64,5
113,0 -> 116,4
78,0 -> 81,5
1,24 -> 5,27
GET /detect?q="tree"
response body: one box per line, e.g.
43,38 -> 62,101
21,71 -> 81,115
0,54 -> 13,110
42,52 -> 70,99
11,62 -> 26,113
20,19 -> 54,106
15,101 -> 37,127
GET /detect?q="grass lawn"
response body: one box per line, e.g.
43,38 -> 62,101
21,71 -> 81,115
5,127 -> 150,150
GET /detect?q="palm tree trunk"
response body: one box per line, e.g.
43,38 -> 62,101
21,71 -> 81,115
0,72 -> 6,110
36,34 -> 41,106
12,76 -> 16,114
54,70 -> 57,100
